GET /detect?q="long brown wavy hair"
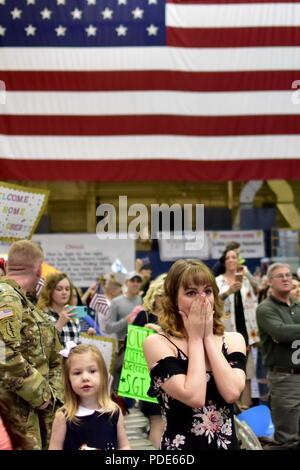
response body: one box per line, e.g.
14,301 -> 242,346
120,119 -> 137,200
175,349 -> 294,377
159,259 -> 224,338
37,272 -> 73,310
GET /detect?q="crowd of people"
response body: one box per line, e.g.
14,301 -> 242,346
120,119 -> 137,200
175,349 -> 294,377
0,239 -> 300,450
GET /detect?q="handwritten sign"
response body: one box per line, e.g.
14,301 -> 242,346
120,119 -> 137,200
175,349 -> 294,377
80,333 -> 117,375
118,325 -> 157,403
0,181 -> 49,241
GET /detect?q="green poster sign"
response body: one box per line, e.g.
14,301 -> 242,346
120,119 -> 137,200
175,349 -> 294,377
118,324 -> 158,403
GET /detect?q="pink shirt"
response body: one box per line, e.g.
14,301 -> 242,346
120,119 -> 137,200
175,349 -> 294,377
0,417 -> 13,450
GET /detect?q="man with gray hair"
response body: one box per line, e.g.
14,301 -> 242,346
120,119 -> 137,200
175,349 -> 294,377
0,240 -> 63,449
256,262 -> 300,449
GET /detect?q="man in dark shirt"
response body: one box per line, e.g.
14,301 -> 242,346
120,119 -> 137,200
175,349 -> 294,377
256,262 -> 300,449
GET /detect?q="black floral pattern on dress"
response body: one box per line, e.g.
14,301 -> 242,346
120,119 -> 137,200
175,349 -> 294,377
148,337 -> 246,450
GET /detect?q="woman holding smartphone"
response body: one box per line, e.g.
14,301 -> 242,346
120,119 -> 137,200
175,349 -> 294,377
215,249 -> 259,407
37,273 -> 81,347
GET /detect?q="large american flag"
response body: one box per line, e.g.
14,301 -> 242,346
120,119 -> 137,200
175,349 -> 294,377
1,0 -> 300,182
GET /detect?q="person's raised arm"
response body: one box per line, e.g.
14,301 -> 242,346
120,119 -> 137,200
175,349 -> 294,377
81,282 -> 97,305
144,295 -> 208,408
204,329 -> 246,403
218,280 -> 241,301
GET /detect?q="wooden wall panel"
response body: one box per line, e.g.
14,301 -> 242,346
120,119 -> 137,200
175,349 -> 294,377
7,180 -> 300,232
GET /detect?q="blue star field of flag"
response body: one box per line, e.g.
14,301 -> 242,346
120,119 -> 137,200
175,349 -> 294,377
0,0 -> 165,46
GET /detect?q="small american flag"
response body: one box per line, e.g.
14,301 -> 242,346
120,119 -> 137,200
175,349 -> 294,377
89,285 -> 109,318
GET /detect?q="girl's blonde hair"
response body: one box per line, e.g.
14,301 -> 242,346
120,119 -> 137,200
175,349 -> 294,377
62,344 -> 118,422
159,259 -> 224,338
143,273 -> 167,313
37,272 -> 72,310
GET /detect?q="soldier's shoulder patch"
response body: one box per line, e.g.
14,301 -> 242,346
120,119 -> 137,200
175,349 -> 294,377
0,309 -> 15,321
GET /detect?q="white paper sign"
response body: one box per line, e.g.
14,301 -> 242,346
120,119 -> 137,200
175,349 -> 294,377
158,231 -> 210,261
80,334 -> 117,374
0,182 -> 49,241
158,230 -> 265,261
32,233 -> 135,287
211,230 -> 265,258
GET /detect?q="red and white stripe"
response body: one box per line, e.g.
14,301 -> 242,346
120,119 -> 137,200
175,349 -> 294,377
89,293 -> 110,318
1,0 -> 300,182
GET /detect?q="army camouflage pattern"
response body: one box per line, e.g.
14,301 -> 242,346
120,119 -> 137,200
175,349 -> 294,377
0,278 -> 63,449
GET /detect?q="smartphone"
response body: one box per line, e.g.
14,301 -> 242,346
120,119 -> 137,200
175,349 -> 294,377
72,306 -> 88,319
140,256 -> 151,265
235,273 -> 243,282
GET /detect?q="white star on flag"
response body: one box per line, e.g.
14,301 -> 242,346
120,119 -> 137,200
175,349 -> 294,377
86,0 -> 96,5
146,24 -> 158,36
0,0 -> 6,5
27,0 -> 35,5
56,0 -> 66,5
40,8 -> 52,20
25,24 -> 36,36
0,25 -> 6,36
85,24 -> 97,36
11,8 -> 22,19
118,0 -> 127,5
71,8 -> 83,20
132,7 -> 144,20
148,0 -> 158,4
55,25 -> 67,36
101,8 -> 113,20
116,24 -> 127,36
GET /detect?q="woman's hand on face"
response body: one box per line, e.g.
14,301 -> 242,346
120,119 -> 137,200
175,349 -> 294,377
204,299 -> 214,337
179,293 -> 208,339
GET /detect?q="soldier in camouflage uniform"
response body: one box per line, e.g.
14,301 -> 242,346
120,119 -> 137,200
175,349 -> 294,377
0,240 -> 63,449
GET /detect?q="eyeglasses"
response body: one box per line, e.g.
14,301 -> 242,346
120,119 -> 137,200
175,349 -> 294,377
271,273 -> 292,280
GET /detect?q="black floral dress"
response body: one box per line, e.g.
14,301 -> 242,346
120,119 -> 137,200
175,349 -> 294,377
147,335 -> 246,450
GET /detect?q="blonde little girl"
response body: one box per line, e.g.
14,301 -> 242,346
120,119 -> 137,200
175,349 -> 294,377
49,343 -> 130,450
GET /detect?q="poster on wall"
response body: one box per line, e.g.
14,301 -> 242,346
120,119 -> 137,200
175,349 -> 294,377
32,233 -> 135,287
158,231 -> 210,261
211,231 -> 265,259
158,230 -> 265,261
0,181 -> 49,241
